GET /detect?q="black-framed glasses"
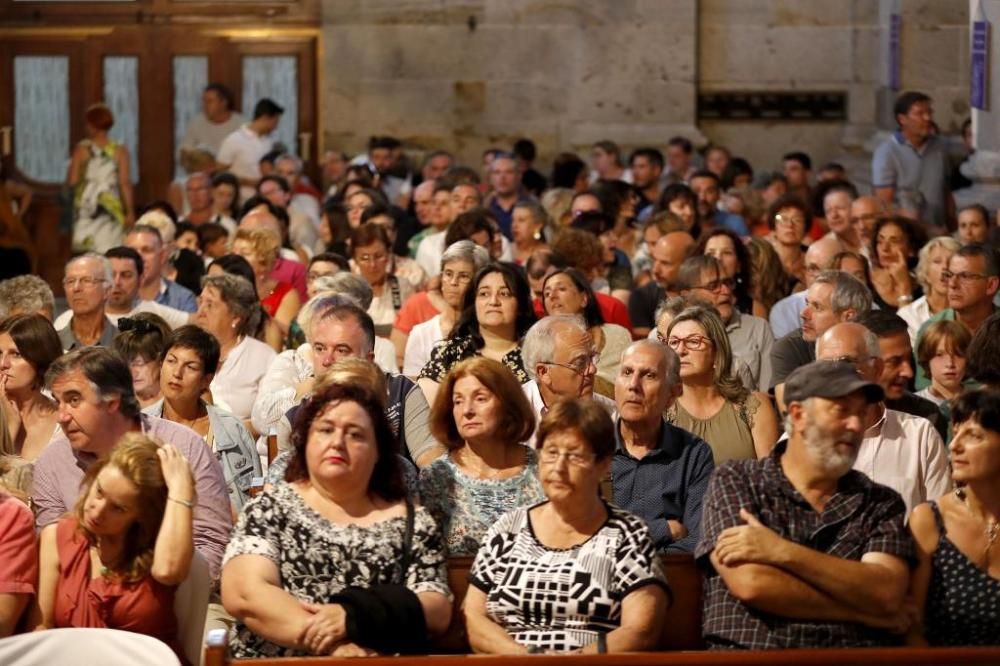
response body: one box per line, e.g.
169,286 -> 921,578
942,270 -> 990,282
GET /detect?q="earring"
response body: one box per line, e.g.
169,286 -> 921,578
533,230 -> 543,241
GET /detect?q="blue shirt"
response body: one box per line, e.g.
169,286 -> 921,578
612,417 -> 715,552
871,131 -> 950,228
769,291 -> 807,339
156,278 -> 198,313
487,194 -> 531,239
712,210 -> 749,236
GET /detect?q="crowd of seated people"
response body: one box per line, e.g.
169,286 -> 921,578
0,84 -> 999,660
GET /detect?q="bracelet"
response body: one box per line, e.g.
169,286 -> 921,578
168,496 -> 195,509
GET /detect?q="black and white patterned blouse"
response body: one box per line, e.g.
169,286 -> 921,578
417,335 -> 530,384
222,482 -> 452,658
469,502 -> 668,652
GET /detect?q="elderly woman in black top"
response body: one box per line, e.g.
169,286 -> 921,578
417,262 -> 536,405
465,398 -> 668,654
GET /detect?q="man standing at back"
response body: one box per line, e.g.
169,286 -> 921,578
180,83 -> 244,170
872,90 -> 953,235
217,98 -> 284,201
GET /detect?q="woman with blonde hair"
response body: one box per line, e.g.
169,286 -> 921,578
665,304 -> 779,462
510,201 -> 549,264
419,357 -> 543,555
34,433 -> 195,662
231,226 -> 301,341
899,236 -> 961,344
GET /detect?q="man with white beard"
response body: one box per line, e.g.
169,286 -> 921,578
696,360 -> 915,649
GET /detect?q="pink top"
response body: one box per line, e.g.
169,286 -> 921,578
53,517 -> 186,663
0,493 -> 37,596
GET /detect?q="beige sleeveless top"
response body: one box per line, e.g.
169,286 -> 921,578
667,393 -> 760,463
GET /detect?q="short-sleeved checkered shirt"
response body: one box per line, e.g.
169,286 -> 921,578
694,441 -> 915,649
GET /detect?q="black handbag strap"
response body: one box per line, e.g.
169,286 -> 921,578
396,496 -> 415,585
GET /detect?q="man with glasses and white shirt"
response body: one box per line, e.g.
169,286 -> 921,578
56,253 -> 118,351
520,316 -> 615,447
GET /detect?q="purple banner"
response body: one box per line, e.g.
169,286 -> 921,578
971,20 -> 990,110
889,14 -> 902,90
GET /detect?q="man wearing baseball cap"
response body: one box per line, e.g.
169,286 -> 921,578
696,360 -> 915,649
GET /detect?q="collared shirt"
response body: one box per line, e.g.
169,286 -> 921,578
57,316 -> 118,352
32,414 -> 233,579
726,312 -> 774,392
768,291 -> 807,339
54,298 -> 189,331
856,408 -> 953,513
769,328 -> 814,392
521,380 -> 616,448
695,441 -> 915,650
217,124 -> 274,201
154,278 -> 197,313
871,131 -> 949,227
886,391 -> 949,443
612,418 -> 715,553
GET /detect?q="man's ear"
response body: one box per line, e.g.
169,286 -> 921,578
535,364 -> 549,386
841,308 -> 856,323
987,276 -> 1000,297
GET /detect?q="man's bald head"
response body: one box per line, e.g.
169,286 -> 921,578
651,231 -> 695,291
240,208 -> 283,240
850,196 -> 886,244
804,236 -> 844,287
815,322 -> 881,381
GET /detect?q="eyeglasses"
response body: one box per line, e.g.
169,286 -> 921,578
62,276 -> 105,289
539,447 -> 596,467
307,271 -> 336,282
774,214 -> 806,226
355,253 -> 388,265
693,278 -> 735,293
667,335 -> 712,352
942,270 -> 990,283
543,352 -> 600,376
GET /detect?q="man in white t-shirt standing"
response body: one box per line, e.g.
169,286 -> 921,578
217,98 -> 284,202
180,83 -> 245,170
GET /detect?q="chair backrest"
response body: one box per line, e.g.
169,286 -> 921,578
174,550 -> 212,666
0,627 -> 180,665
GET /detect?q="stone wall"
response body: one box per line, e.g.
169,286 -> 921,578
319,0 -> 969,174
322,0 -> 700,169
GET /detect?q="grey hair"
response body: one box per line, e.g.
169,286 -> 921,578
275,153 -> 303,174
0,275 -> 56,319
299,293 -> 358,342
522,314 -> 588,380
67,252 -> 113,285
623,339 -> 681,387
311,272 -> 373,309
914,236 -> 960,290
440,240 -> 490,274
860,327 -> 881,359
813,270 -> 872,320
653,295 -> 703,336
201,273 -> 261,337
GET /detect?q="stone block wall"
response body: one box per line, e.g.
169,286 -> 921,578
319,0 -> 969,175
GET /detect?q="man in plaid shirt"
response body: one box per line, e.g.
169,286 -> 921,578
695,360 -> 915,649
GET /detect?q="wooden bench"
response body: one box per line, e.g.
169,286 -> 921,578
203,554 -> 1000,665
207,647 -> 1000,665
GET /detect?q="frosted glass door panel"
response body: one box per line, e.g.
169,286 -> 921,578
103,56 -> 140,182
241,56 -> 297,155
14,56 -> 70,183
173,56 -> 209,179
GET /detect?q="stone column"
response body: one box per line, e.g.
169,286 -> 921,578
954,0 -> 1000,211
